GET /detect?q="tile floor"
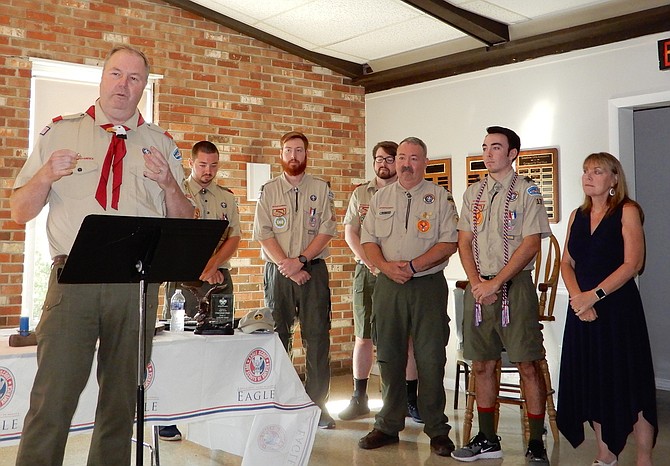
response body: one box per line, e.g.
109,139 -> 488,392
1,373 -> 667,465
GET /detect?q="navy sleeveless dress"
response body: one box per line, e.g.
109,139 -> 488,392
557,204 -> 658,455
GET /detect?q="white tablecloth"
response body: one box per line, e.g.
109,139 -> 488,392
0,329 -> 319,465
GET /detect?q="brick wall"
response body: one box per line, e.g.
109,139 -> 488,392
0,0 -> 366,374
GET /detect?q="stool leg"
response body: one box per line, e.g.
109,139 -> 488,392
463,368 -> 476,442
540,358 -> 559,443
454,362 -> 462,409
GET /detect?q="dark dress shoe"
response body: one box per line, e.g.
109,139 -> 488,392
430,434 -> 455,456
358,429 -> 399,449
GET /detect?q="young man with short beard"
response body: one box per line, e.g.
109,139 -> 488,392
252,131 -> 337,429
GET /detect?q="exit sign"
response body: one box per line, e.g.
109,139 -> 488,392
659,38 -> 670,70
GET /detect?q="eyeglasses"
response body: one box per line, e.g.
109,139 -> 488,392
374,156 -> 395,164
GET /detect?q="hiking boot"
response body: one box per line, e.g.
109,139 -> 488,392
158,425 -> 182,441
358,429 -> 399,449
430,434 -> 456,456
318,410 -> 336,429
338,395 -> 370,420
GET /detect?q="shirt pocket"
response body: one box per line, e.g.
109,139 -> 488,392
129,165 -> 164,213
53,159 -> 99,200
506,208 -> 524,236
374,208 -> 395,238
303,208 -> 321,235
413,211 -> 437,240
271,210 -> 291,234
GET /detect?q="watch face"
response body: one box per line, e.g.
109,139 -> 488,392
596,288 -> 606,299
299,255 -> 307,264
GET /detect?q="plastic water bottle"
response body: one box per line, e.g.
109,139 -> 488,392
170,289 -> 186,332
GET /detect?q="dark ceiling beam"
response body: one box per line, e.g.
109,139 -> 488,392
354,5 -> 670,93
401,0 -> 509,46
161,0 -> 366,79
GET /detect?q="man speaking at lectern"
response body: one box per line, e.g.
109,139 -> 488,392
10,45 -> 193,465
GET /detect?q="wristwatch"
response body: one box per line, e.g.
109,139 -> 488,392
594,288 -> 607,300
298,255 -> 308,266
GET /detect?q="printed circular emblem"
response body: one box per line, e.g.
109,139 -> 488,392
257,424 -> 286,452
509,191 -> 519,201
309,194 -> 317,201
244,348 -> 272,384
0,367 -> 16,410
143,360 -> 155,390
417,219 -> 431,233
273,216 -> 287,228
221,202 -> 227,208
423,194 -> 435,204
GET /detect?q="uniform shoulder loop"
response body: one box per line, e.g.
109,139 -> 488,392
52,112 -> 85,123
222,186 -> 234,194
146,122 -> 174,140
40,112 -> 85,136
523,176 -> 534,183
313,176 -> 330,187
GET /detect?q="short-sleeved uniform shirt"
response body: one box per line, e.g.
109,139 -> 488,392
457,170 -> 551,274
14,101 -> 184,258
252,173 -> 337,261
361,179 -> 459,274
343,179 -> 378,257
183,177 -> 240,270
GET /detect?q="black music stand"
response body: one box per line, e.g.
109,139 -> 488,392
59,214 -> 228,466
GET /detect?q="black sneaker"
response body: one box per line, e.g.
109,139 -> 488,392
407,402 -> 423,423
451,432 -> 503,462
338,396 -> 370,420
158,425 -> 182,441
318,410 -> 336,429
526,439 -> 549,465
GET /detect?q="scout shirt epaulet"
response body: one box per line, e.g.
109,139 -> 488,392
221,186 -> 234,194
313,176 -> 331,188
145,122 -> 182,161
39,112 -> 86,136
523,176 -> 534,183
145,122 -> 174,140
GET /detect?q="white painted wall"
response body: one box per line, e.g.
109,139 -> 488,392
364,31 -> 670,394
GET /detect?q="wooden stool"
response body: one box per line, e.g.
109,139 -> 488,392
462,357 -> 559,444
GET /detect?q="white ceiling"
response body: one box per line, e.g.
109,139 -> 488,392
186,0 -> 669,72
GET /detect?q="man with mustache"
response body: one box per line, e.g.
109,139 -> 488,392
340,141 -> 423,423
358,137 -> 459,456
252,131 -> 337,429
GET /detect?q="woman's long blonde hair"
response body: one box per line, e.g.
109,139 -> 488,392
580,152 -> 644,223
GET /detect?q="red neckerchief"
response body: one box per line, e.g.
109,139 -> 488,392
85,105 -> 145,210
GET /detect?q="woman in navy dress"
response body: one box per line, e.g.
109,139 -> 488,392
557,152 -> 657,466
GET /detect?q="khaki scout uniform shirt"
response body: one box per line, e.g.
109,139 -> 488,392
457,169 -> 551,276
14,101 -> 184,259
343,179 -> 378,261
361,179 -> 459,277
252,173 -> 336,262
183,177 -> 241,270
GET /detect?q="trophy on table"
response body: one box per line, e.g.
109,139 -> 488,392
181,281 -> 235,335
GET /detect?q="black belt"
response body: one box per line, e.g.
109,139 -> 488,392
481,273 -> 513,288
310,258 -> 323,265
52,255 -> 67,268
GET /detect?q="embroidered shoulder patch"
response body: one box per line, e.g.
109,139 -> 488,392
526,186 -> 541,196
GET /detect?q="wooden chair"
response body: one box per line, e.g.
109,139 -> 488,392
459,234 -> 561,443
